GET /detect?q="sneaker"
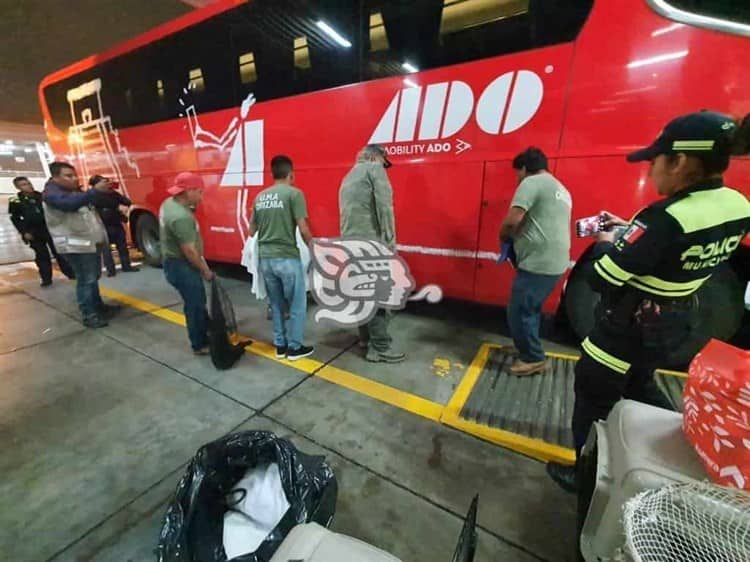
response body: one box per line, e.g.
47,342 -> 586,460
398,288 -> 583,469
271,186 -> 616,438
107,271 -> 116,277
509,359 -> 547,376
287,345 -> 314,361
40,279 -> 52,287
275,345 -> 288,359
365,347 -> 406,363
193,346 -> 210,356
83,315 -> 108,328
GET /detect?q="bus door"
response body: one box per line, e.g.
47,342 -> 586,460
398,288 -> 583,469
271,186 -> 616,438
471,44 -> 574,306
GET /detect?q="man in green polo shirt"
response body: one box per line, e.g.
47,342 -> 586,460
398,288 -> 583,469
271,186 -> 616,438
248,155 -> 314,361
160,172 -> 214,355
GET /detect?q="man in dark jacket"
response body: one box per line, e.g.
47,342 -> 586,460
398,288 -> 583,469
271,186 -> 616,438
8,176 -> 74,285
89,175 -> 139,276
43,162 -> 120,328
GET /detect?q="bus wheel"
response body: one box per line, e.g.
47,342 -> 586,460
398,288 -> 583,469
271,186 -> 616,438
665,264 -> 744,368
135,213 -> 162,267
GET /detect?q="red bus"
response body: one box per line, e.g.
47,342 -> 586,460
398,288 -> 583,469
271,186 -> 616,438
39,0 -> 750,364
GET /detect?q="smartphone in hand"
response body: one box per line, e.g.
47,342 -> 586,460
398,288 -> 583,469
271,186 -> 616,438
576,213 -> 607,238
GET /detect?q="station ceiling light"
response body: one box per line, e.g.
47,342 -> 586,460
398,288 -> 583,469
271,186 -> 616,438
316,20 -> 352,48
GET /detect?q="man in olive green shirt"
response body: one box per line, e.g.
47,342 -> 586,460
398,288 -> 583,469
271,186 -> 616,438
339,144 -> 405,363
500,147 -> 572,375
160,172 -> 214,355
248,155 -> 314,361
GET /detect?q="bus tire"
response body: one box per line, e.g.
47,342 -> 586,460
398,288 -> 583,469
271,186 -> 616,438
564,254 -> 744,369
135,213 -> 162,267
666,264 -> 744,368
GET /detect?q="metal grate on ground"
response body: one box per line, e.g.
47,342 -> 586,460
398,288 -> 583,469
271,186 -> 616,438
460,348 -> 576,449
446,345 -> 689,463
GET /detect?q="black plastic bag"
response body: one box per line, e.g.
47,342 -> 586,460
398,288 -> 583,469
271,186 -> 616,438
157,430 -> 338,562
209,278 -> 251,370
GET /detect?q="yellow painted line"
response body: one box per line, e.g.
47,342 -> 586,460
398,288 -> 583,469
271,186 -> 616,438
99,285 -> 683,464
100,286 -> 442,422
482,342 -> 687,377
444,342 -> 493,418
316,364 -> 443,422
442,411 -> 576,465
443,342 -> 577,463
102,287 -> 186,326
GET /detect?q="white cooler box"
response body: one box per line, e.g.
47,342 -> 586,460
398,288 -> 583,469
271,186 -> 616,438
269,523 -> 402,562
270,495 -> 478,562
578,399 -> 708,561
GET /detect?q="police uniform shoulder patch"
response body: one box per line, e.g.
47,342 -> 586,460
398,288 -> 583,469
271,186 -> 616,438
622,221 -> 647,244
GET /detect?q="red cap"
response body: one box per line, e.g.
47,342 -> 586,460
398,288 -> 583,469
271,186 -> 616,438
168,172 -> 205,195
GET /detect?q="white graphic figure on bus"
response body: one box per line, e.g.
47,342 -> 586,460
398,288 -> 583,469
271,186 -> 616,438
181,90 -> 264,241
65,78 -> 140,198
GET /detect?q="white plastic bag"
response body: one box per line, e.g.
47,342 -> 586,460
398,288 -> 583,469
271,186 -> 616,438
223,463 -> 291,559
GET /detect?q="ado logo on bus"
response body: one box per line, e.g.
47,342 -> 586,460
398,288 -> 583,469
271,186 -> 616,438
369,69 -> 548,156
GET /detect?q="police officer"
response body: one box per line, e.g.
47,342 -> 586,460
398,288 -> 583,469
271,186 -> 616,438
546,110 -> 750,493
89,175 -> 139,276
8,176 -> 75,286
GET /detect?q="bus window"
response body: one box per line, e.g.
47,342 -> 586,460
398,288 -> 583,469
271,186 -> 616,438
440,0 -> 528,35
188,68 -> 206,93
239,53 -> 257,84
363,0 -> 593,80
294,37 -> 311,70
659,0 -> 750,25
234,0 -> 359,101
42,0 -> 594,132
370,12 -> 390,52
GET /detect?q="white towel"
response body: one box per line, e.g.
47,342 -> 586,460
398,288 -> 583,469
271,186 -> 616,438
241,228 -> 310,302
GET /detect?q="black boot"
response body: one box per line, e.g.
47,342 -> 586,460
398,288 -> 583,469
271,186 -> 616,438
546,462 -> 578,493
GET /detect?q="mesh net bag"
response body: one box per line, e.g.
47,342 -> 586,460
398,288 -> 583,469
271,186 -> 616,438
623,481 -> 750,562
208,278 -> 251,370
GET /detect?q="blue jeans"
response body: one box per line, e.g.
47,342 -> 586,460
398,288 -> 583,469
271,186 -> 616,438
65,252 -> 104,321
164,258 -> 208,351
259,258 -> 307,349
507,269 -> 561,363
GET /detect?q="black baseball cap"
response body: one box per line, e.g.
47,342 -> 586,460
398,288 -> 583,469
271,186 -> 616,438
365,144 -> 392,168
627,110 -> 737,163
